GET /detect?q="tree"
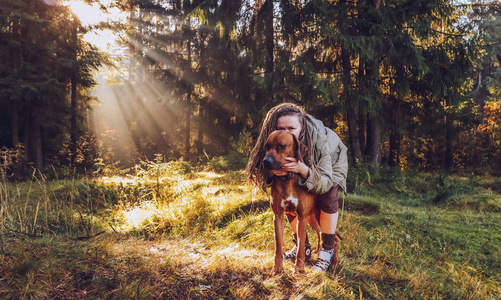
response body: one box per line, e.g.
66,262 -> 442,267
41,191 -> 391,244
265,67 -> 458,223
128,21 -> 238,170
78,0 -> 485,172
0,0 -> 105,173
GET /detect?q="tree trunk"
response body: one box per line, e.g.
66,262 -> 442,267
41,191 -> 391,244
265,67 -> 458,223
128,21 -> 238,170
342,47 -> 363,163
185,50 -> 191,160
264,0 -> 274,102
23,110 -> 30,174
128,9 -> 137,81
364,52 -> 382,164
11,104 -> 19,147
10,15 -> 21,148
70,17 -> 78,168
11,16 -> 22,177
364,112 -> 372,157
366,115 -> 382,164
197,32 -> 206,157
363,72 -> 382,164
70,76 -> 77,168
340,0 -> 362,163
388,131 -> 400,167
356,57 -> 367,156
445,99 -> 453,169
27,112 -> 43,171
388,95 -> 401,167
358,108 -> 366,154
356,0 -> 382,165
184,0 -> 192,160
197,99 -> 205,157
11,104 -> 24,176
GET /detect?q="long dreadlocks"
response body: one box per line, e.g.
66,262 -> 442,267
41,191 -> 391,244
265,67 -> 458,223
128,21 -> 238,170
246,103 -> 317,188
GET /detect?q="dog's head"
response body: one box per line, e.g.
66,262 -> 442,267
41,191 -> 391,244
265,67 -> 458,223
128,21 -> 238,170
263,130 -> 307,170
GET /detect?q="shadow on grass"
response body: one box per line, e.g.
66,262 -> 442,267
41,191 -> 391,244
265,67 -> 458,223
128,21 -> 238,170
216,199 -> 270,228
344,195 -> 380,215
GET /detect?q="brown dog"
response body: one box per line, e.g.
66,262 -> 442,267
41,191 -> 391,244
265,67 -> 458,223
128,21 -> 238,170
263,130 -> 322,274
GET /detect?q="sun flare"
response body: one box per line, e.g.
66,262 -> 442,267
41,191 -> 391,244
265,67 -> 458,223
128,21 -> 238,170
62,0 -> 124,51
65,0 -> 103,26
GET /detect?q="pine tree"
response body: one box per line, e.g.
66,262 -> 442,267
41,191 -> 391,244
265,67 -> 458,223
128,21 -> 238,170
0,0 -> 105,173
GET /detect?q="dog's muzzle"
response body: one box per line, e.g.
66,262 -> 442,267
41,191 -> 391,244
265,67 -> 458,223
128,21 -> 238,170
263,156 -> 281,170
263,156 -> 273,168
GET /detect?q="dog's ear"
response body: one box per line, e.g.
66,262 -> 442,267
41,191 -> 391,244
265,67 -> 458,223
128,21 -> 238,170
293,134 -> 308,163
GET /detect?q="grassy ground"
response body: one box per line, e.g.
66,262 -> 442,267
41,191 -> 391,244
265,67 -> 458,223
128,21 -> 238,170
0,162 -> 500,299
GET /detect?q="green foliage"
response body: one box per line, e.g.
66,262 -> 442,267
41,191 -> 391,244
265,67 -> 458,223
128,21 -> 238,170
0,0 -> 107,172
1,0 -> 496,173
103,0 -> 487,171
205,154 -> 248,172
137,156 -> 192,178
347,163 -> 501,214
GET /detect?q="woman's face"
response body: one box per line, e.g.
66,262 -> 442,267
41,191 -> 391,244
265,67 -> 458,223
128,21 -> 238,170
277,114 -> 302,138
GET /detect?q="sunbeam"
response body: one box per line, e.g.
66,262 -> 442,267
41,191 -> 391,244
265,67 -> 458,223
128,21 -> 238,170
59,0 -> 125,51
87,3 -> 249,165
90,64 -> 188,164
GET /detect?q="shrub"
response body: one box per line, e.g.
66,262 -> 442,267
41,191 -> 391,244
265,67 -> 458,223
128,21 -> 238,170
205,154 -> 248,172
137,157 -> 192,179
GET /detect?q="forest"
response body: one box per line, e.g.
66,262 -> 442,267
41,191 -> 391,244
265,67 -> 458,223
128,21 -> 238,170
0,0 -> 500,175
1,1 -> 501,299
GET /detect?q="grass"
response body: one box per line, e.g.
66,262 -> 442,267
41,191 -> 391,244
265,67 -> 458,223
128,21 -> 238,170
0,162 -> 500,299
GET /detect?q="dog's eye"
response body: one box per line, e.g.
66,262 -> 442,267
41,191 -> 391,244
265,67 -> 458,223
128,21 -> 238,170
277,144 -> 286,150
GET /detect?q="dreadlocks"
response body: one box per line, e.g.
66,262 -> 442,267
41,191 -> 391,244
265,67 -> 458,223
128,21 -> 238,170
246,103 -> 317,188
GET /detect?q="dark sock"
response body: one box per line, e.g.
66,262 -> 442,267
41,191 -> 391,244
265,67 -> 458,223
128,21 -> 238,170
321,233 -> 336,250
292,232 -> 311,247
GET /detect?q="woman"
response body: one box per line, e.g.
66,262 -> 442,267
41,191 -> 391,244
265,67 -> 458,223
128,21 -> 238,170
246,103 -> 348,272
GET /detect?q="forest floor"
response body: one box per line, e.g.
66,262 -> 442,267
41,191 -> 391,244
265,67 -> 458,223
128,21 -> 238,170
1,163 -> 500,299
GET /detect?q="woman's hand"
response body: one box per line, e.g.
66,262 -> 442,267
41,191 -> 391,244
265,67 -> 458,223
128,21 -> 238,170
283,157 -> 309,179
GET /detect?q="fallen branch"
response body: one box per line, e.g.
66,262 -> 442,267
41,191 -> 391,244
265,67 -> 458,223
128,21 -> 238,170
108,222 -> 118,233
4,224 -> 44,238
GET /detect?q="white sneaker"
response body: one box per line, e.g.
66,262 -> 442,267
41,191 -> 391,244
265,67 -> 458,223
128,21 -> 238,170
313,248 -> 334,272
283,242 -> 312,261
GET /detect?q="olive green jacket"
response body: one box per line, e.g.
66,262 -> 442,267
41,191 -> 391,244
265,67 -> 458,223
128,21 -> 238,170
298,115 -> 348,194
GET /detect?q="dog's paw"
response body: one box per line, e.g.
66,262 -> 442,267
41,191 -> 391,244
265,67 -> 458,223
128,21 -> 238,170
272,265 -> 284,275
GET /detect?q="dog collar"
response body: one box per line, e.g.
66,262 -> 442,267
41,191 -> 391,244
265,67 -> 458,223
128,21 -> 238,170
276,172 -> 296,181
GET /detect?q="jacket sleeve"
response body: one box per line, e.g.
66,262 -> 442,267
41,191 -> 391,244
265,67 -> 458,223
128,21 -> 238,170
331,141 -> 348,193
298,140 -> 334,194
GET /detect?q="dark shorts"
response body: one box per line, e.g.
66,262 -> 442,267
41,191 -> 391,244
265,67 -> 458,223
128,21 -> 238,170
315,183 -> 339,214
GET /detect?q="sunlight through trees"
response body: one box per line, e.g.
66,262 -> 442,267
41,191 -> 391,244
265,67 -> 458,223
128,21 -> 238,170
0,0 -> 500,175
